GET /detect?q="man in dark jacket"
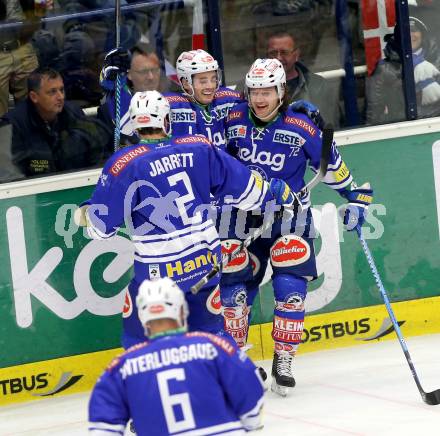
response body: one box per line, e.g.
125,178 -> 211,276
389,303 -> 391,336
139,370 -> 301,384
2,67 -> 111,177
266,31 -> 342,128
366,16 -> 440,125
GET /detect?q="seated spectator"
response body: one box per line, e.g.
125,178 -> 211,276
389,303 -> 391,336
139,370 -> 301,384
266,31 -> 341,127
98,45 -> 176,145
0,0 -> 40,117
1,67 -> 111,177
366,16 -> 440,125
60,23 -> 103,108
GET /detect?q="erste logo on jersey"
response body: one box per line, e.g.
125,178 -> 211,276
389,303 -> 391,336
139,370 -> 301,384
273,129 -> 306,147
270,235 -> 310,267
171,108 -> 196,123
110,146 -> 150,176
227,125 -> 247,139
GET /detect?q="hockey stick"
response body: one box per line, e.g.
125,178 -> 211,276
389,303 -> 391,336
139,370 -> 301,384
113,0 -> 122,151
356,226 -> 440,405
190,124 -> 334,295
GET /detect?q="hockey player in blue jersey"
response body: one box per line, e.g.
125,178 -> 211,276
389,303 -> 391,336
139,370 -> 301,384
164,49 -> 243,150
88,277 -> 265,436
76,90 -> 297,349
98,46 -> 176,146
220,58 -> 374,396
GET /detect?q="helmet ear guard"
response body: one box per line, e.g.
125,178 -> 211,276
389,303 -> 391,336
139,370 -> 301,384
136,277 -> 189,330
129,90 -> 171,135
176,49 -> 221,97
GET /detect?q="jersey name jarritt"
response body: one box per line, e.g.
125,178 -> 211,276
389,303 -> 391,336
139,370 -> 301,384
120,343 -> 218,378
149,152 -> 194,177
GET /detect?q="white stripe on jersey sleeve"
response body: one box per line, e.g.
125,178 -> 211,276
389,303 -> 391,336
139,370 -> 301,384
239,396 -> 264,431
134,240 -> 220,264
172,420 -> 245,435
225,175 -> 268,211
134,224 -> 219,258
223,175 -> 254,206
132,221 -> 214,242
88,421 -> 125,435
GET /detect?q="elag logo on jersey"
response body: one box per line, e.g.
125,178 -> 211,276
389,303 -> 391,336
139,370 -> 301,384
273,129 -> 306,147
171,109 -> 196,123
270,235 -> 310,267
227,125 -> 247,139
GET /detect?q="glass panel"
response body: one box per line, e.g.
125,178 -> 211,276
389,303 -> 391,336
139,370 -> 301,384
219,0 -> 355,129
0,0 -> 194,183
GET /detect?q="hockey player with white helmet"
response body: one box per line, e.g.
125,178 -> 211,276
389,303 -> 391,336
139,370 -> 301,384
164,49 -> 243,149
76,89 -> 298,350
220,58 -> 374,396
88,278 -> 265,435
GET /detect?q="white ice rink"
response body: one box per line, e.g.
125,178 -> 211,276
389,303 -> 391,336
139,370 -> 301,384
1,334 -> 440,436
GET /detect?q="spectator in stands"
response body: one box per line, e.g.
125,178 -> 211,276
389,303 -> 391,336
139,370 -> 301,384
2,67 -> 111,177
98,45 -> 176,145
266,31 -> 341,127
0,0 -> 41,117
366,16 -> 440,125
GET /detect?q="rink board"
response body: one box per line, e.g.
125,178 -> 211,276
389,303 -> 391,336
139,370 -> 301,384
1,294 -> 439,406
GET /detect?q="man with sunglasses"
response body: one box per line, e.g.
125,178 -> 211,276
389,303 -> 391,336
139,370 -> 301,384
267,31 -> 341,128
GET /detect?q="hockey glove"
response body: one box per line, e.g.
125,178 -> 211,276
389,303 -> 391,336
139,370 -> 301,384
102,47 -> 131,81
73,205 -> 89,227
291,99 -> 325,130
339,182 -> 373,231
269,178 -> 300,208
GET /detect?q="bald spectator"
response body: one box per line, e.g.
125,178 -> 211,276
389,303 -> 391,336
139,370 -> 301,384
266,31 -> 341,127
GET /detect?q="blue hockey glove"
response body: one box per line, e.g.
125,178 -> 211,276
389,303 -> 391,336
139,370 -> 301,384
340,183 -> 373,231
269,178 -> 299,208
102,47 -> 131,81
291,99 -> 325,130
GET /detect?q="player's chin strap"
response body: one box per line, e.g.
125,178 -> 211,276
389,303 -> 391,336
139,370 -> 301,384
190,124 -> 334,295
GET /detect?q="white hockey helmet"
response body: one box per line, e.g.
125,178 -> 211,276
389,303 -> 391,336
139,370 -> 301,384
136,277 -> 189,328
129,90 -> 171,135
245,58 -> 286,102
176,49 -> 221,93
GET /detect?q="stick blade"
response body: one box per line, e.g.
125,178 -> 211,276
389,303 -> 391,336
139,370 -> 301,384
423,389 -> 440,405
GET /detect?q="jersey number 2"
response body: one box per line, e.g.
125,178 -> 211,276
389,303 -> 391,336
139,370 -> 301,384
157,368 -> 196,433
168,172 -> 202,226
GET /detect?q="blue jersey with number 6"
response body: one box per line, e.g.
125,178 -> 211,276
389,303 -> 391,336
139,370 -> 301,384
88,332 -> 264,435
